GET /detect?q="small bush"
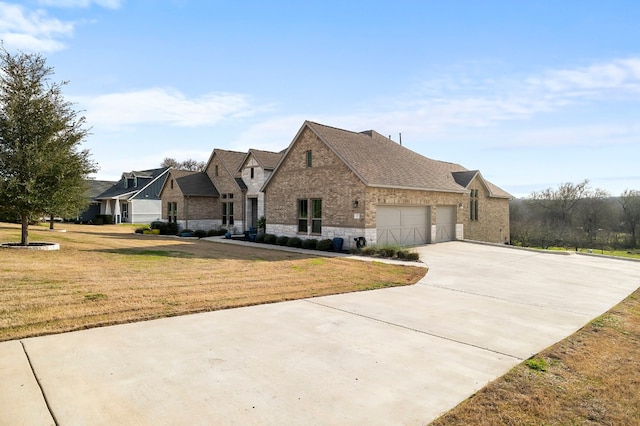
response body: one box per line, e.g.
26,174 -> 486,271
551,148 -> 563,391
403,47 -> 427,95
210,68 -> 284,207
361,245 -> 377,256
378,247 -> 397,258
166,222 -> 179,235
254,233 -> 266,243
525,358 -> 548,372
193,229 -> 207,238
396,249 -> 409,259
317,239 -> 333,251
264,234 -> 277,244
134,227 -> 147,234
406,252 -> 420,261
302,238 -> 318,250
206,229 -> 218,237
287,237 -> 303,248
276,236 -> 290,246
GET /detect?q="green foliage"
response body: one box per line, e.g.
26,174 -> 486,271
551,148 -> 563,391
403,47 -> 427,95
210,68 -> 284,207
276,236 -> 289,246
525,358 -> 548,372
0,48 -> 96,245
254,233 -> 266,243
396,249 -> 409,259
150,221 -> 179,235
287,237 -> 303,248
257,216 -> 267,233
193,229 -> 207,238
302,238 -> 318,249
406,252 -> 420,261
263,234 -> 277,244
317,239 -> 333,251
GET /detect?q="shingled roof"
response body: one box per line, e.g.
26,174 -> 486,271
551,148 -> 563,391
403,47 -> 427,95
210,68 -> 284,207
96,167 -> 169,199
238,149 -> 283,172
175,172 -> 219,197
267,121 -> 511,198
305,122 -> 467,193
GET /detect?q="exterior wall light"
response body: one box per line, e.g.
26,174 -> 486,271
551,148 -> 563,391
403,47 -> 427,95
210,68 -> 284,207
352,200 -> 359,208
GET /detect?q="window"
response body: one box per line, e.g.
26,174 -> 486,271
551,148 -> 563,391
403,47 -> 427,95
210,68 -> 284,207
306,150 -> 312,167
298,198 -> 321,234
215,165 -> 219,176
167,202 -> 177,223
298,199 -> 308,232
222,194 -> 234,225
170,179 -> 174,189
470,189 -> 479,221
250,167 -> 255,179
311,199 -> 322,233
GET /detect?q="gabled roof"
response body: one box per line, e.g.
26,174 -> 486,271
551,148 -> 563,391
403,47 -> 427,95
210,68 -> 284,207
96,167 -> 169,199
237,149 -> 284,172
264,121 -> 511,197
85,179 -> 117,199
205,149 -> 247,191
452,170 -> 512,199
175,172 -> 219,197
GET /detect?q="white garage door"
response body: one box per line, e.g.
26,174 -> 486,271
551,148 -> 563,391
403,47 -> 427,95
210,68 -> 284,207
435,205 -> 456,243
376,206 -> 430,246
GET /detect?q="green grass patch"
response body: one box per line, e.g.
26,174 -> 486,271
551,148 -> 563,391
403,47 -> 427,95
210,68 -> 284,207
525,357 -> 548,372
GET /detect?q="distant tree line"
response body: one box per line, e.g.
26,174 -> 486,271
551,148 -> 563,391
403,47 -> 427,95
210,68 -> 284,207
510,180 -> 640,250
161,157 -> 206,172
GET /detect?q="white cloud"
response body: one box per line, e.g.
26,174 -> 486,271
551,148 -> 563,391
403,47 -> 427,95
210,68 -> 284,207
37,0 -> 124,9
0,2 -> 74,52
78,88 -> 269,128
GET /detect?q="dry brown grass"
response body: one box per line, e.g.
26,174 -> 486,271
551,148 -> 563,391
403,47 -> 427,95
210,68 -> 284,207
0,222 -> 425,342
431,288 -> 640,425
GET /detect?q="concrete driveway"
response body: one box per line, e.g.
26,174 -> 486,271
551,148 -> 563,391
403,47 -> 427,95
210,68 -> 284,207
2,242 -> 639,425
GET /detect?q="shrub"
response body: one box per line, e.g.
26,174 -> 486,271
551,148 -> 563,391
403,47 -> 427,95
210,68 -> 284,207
361,245 -> 377,256
254,233 -> 266,243
406,252 -> 420,261
207,229 -> 218,237
287,237 -> 303,248
150,221 -> 167,234
317,239 -> 333,251
166,222 -> 179,235
276,236 -> 290,246
302,238 -> 318,250
134,227 -> 147,234
193,229 -> 207,238
396,249 -> 409,259
264,234 -> 277,244
378,247 -> 397,258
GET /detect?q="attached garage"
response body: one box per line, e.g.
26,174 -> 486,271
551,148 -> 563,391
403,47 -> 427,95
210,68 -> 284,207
376,206 -> 430,246
435,205 -> 456,242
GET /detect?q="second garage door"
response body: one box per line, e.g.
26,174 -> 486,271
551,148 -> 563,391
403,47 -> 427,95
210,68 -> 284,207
435,205 -> 456,243
376,206 -> 430,246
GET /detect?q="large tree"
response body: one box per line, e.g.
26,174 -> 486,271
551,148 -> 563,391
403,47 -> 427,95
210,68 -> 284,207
161,157 -> 206,171
0,48 -> 96,245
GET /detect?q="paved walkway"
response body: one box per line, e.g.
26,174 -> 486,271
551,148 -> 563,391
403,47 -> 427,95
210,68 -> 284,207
2,242 -> 639,425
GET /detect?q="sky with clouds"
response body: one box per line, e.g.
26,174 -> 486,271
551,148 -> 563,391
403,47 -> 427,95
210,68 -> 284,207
2,0 -> 639,197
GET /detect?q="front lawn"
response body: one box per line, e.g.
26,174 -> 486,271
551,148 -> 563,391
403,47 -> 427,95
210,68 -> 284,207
0,222 -> 425,341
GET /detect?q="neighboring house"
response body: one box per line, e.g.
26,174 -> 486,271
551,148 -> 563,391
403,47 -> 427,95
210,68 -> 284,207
262,121 -> 512,249
159,169 -> 219,230
76,179 -> 117,223
95,167 -> 170,224
237,149 -> 284,230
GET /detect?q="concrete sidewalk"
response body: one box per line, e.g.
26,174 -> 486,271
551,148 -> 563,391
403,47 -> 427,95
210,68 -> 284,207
2,242 -> 639,425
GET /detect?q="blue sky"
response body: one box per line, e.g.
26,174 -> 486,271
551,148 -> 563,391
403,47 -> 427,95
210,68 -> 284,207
2,0 -> 639,197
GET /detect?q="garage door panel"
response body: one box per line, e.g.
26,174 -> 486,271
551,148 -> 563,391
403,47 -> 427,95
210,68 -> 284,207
377,206 -> 429,246
435,205 -> 456,243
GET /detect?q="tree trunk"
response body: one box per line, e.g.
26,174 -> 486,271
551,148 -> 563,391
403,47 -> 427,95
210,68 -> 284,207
21,215 -> 29,246
49,214 -> 55,230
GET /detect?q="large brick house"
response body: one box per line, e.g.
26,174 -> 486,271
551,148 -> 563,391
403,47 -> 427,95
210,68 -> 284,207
261,121 -> 511,249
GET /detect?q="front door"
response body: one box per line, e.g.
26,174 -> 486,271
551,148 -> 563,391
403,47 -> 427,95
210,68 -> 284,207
250,198 -> 258,229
